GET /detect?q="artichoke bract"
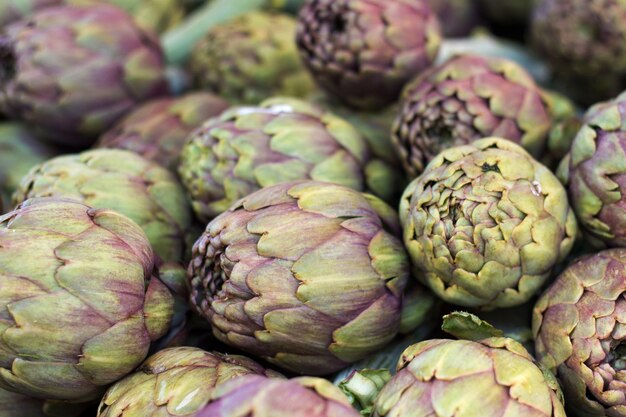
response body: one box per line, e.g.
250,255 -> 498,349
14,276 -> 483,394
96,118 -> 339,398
178,97 -> 402,222
296,0 -> 442,110
197,375 -> 361,417
190,12 -> 314,105
97,347 -> 282,417
533,249 -> 626,417
392,54 -> 561,176
0,0 -> 62,27
400,138 -> 578,309
532,0 -> 626,78
0,198 -> 174,402
97,93 -> 229,172
0,3 -> 169,147
565,92 -> 626,248
103,0 -> 186,34
13,149 -> 192,262
0,388 -> 46,417
188,181 -> 410,375
428,0 -> 481,37
372,338 -> 566,417
0,122 -> 57,211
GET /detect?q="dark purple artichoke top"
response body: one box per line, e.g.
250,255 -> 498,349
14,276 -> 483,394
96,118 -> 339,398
532,0 -> 626,77
392,54 -> 554,176
97,93 -> 229,171
296,0 -> 442,110
533,249 -> 626,417
188,181 -> 409,375
0,3 -> 169,147
197,375 -> 361,417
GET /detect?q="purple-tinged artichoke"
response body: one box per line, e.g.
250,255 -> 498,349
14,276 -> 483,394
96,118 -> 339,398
428,0 -> 481,37
190,11 -> 315,105
13,149 -> 192,262
178,97 -> 403,222
197,375 -> 361,417
296,0 -> 442,110
97,347 -> 282,417
392,54 -> 568,177
0,0 -> 62,27
0,198 -> 174,402
372,337 -> 565,417
0,122 -> 57,211
564,92 -> 626,248
533,249 -> 626,417
532,0 -> 626,78
188,181 -> 410,375
0,3 -> 169,147
97,93 -> 229,172
400,138 -> 578,309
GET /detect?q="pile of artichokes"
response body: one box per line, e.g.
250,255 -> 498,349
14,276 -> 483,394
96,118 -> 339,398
3,0 -> 626,416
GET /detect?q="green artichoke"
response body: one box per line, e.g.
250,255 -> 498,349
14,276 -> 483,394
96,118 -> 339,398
0,122 -> 57,211
296,0 -> 442,110
428,0 -> 481,37
0,3 -> 169,147
190,12 -> 314,105
102,0 -> 186,34
13,149 -> 192,262
97,93 -> 229,172
197,375 -> 361,417
392,54 -> 569,177
0,198 -> 174,402
0,0 -> 62,27
188,181 -> 410,375
480,0 -> 533,26
532,0 -> 626,78
564,91 -> 626,248
400,138 -> 578,309
0,388 -> 46,417
533,249 -> 626,417
97,347 -> 282,417
372,337 -> 566,417
178,97 -> 402,222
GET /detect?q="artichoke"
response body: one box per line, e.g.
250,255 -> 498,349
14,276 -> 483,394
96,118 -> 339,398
97,347 -> 282,417
533,249 -> 626,417
532,0 -> 626,79
0,388 -> 46,417
0,3 -> 169,147
564,92 -> 626,248
97,93 -> 229,172
0,198 -> 174,402
197,375 -> 361,417
103,0 -> 186,34
392,54 -> 567,177
296,0 -> 442,110
400,138 -> 578,309
188,181 -> 410,375
372,337 -> 566,417
428,0 -> 481,37
13,149 -> 192,262
178,97 -> 402,222
0,122 -> 57,211
0,0 -> 62,27
190,12 -> 314,105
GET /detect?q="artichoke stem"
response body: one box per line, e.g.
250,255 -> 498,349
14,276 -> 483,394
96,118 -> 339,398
161,0 -> 266,65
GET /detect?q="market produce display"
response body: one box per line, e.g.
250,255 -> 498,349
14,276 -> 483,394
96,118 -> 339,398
179,97 -> 402,221
97,93 -> 229,172
4,1 -> 626,416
